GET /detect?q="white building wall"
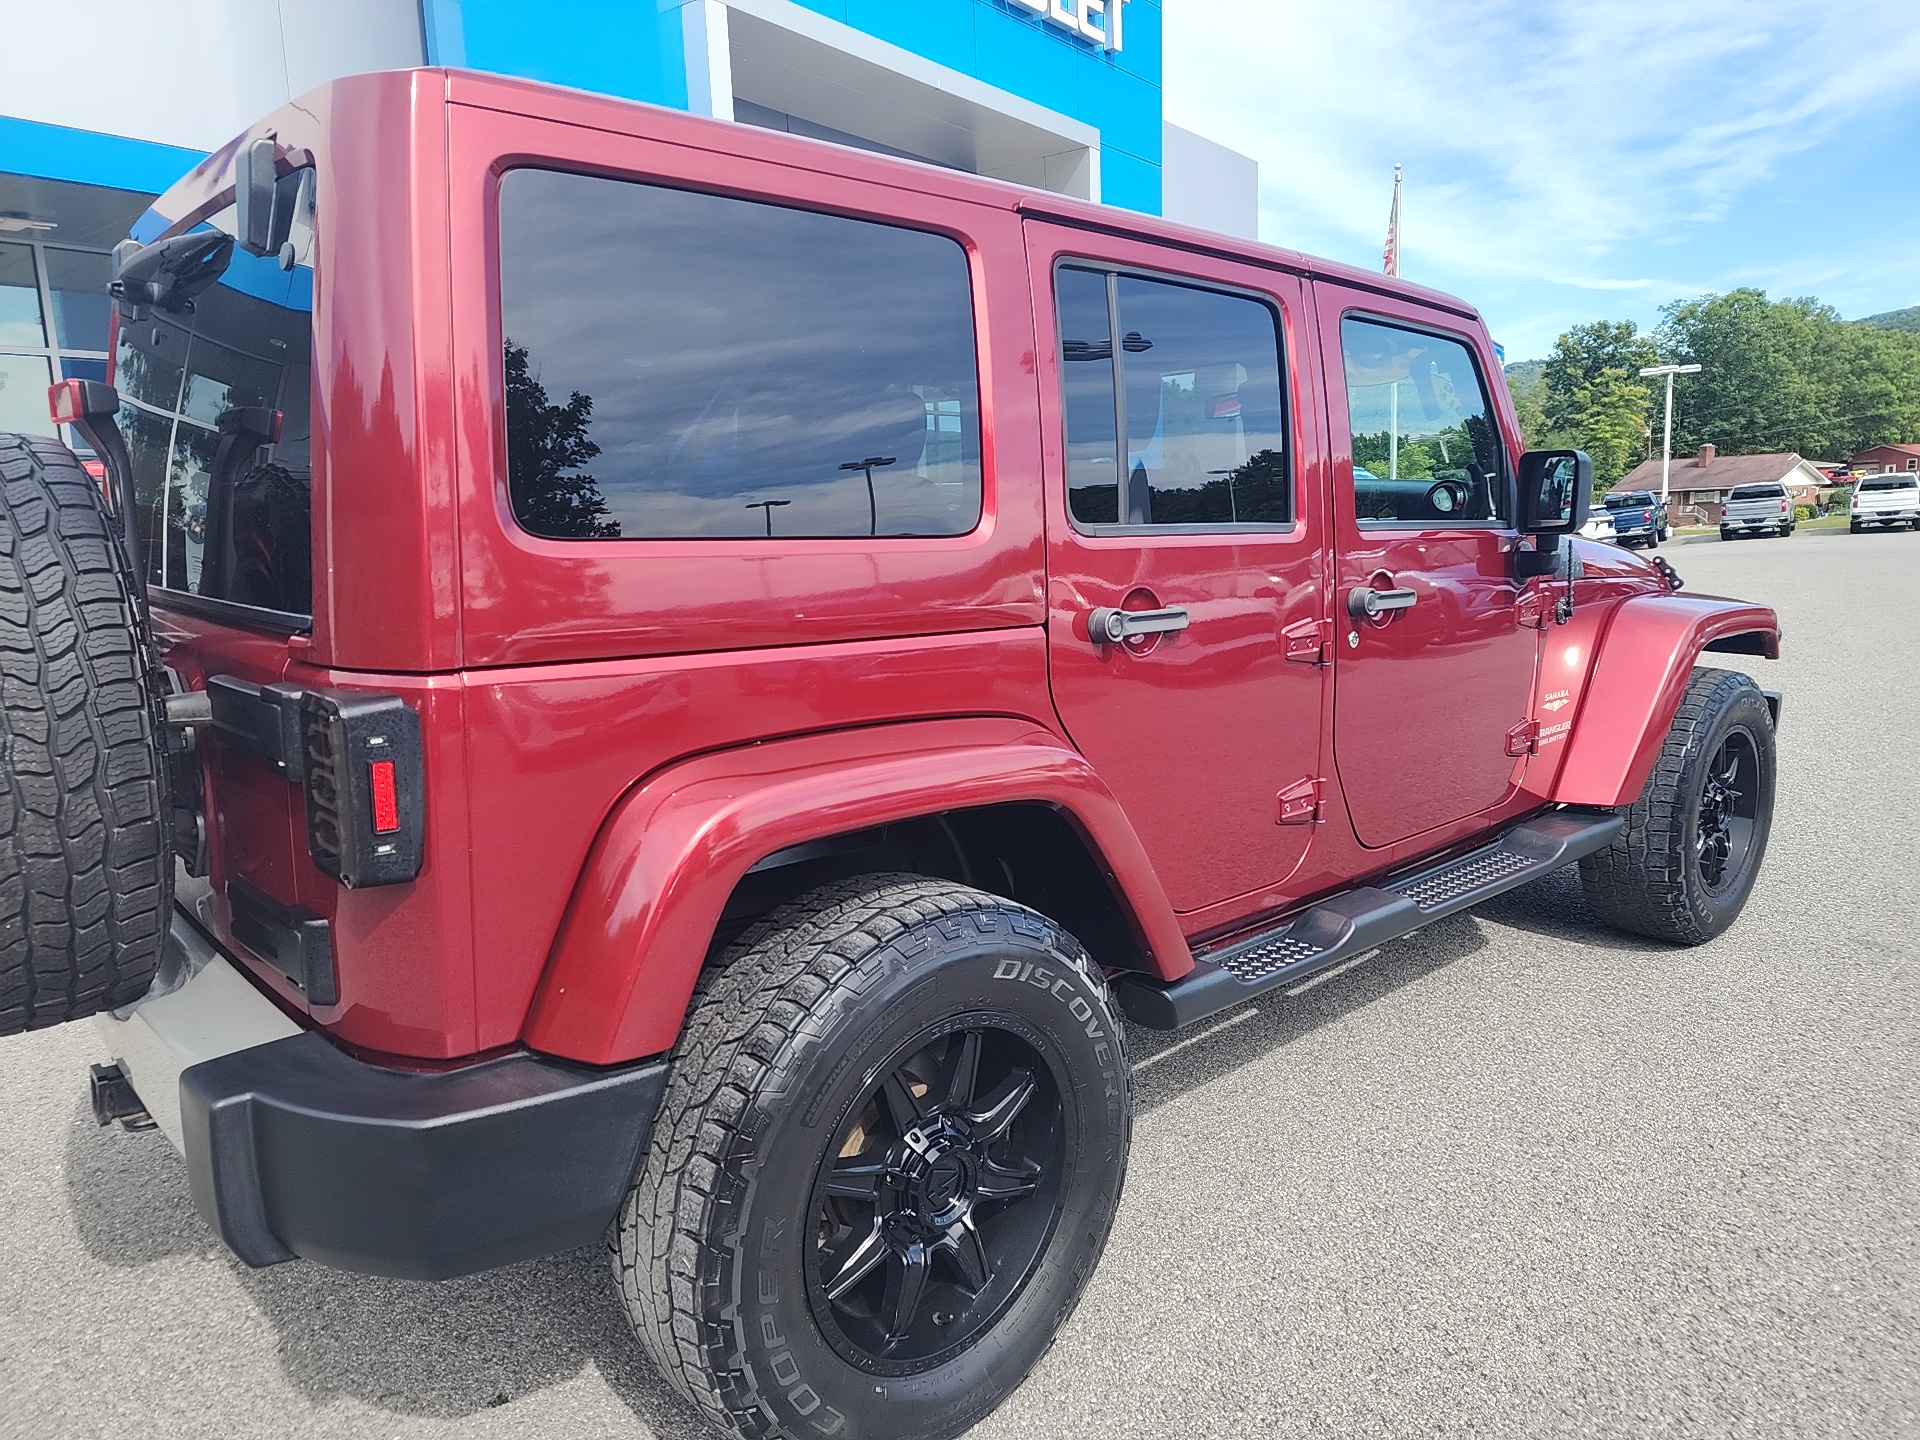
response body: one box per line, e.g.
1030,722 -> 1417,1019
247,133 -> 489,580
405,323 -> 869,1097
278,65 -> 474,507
0,0 -> 424,151
1160,120 -> 1258,240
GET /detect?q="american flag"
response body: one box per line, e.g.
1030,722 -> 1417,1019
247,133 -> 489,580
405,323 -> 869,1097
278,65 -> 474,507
1382,164 -> 1402,277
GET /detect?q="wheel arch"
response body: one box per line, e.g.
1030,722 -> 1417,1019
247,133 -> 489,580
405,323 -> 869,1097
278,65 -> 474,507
1552,594 -> 1780,810
521,718 -> 1191,1064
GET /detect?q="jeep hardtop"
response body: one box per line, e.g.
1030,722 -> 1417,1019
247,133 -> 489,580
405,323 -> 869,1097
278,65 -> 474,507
0,70 -> 1781,1440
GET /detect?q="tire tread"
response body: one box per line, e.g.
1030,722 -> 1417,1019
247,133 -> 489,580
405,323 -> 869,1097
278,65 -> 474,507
0,433 -> 169,1035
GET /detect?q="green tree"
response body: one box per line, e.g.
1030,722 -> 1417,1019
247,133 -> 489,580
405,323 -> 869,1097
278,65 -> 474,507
1657,290 -> 1837,457
1560,367 -> 1651,492
1828,322 -> 1920,457
1504,365 -> 1553,448
1542,321 -> 1659,436
503,339 -> 620,539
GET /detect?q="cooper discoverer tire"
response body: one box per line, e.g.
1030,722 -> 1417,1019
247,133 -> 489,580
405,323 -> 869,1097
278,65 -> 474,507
1578,667 -> 1775,945
615,874 -> 1131,1440
0,433 -> 171,1035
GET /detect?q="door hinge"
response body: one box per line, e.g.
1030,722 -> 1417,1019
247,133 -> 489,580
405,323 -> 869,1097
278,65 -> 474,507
1276,776 -> 1324,825
1282,616 -> 1330,665
1516,590 -> 1552,629
1505,719 -> 1541,757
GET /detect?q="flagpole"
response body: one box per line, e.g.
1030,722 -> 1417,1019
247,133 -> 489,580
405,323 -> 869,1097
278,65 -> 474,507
1383,163 -> 1402,277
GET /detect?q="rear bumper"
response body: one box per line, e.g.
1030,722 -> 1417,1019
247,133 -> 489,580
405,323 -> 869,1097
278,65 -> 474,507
96,912 -> 668,1280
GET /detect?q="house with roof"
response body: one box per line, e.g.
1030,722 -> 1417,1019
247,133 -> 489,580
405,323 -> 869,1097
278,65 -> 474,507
1611,446 -> 1831,523
1850,443 -> 1920,476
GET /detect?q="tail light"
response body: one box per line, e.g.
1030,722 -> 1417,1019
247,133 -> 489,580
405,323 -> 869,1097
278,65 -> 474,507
205,676 -> 425,888
300,692 -> 425,889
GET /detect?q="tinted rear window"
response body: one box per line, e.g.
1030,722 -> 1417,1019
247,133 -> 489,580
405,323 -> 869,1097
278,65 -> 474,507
497,169 -> 982,541
115,190 -> 314,620
1859,476 -> 1918,492
1729,484 -> 1785,499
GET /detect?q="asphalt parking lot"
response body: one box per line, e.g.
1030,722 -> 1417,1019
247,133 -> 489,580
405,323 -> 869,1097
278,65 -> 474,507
3,527 -> 1916,1440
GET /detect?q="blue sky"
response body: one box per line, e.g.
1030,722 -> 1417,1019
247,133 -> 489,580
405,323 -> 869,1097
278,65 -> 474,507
1164,0 -> 1920,361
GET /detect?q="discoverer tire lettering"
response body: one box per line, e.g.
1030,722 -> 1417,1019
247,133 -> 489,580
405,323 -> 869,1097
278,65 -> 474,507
615,874 -> 1131,1440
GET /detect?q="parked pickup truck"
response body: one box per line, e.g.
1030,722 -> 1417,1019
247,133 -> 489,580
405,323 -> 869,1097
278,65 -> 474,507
1603,489 -> 1668,547
1850,474 -> 1920,531
1721,481 -> 1796,539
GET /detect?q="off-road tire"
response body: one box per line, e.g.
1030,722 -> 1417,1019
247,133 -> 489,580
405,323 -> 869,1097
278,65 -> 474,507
1579,667 -> 1775,945
615,874 -> 1131,1440
0,433 -> 171,1035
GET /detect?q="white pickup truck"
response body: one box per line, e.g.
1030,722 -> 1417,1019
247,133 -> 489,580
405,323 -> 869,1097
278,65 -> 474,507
1850,474 -> 1920,532
1720,482 -> 1796,540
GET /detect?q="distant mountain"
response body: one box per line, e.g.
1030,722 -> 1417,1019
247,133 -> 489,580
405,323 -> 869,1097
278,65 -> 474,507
1854,306 -> 1920,333
1504,358 -> 1546,394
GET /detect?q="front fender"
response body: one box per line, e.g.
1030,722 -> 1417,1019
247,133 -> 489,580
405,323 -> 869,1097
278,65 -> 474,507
1553,594 -> 1780,810
521,718 -> 1191,1064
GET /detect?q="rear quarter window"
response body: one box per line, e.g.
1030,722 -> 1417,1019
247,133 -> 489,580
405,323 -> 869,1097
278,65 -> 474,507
497,169 -> 982,541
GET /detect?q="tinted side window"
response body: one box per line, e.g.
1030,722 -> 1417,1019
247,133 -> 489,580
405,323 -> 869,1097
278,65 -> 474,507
1340,316 -> 1505,527
498,170 -> 981,541
115,186 -> 316,618
1057,266 -> 1289,529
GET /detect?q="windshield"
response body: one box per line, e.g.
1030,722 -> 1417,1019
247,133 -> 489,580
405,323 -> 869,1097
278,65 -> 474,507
113,176 -> 314,620
1729,484 -> 1783,499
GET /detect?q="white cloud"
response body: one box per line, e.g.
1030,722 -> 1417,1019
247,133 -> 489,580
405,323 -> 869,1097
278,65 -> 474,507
1166,0 -> 1920,294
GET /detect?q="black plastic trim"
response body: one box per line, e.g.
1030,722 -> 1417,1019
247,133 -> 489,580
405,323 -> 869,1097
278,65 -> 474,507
1117,808 -> 1626,1029
206,674 -> 306,772
227,877 -> 336,1005
178,1035 -> 670,1279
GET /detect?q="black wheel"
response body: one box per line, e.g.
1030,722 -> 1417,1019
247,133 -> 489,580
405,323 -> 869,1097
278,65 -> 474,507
1579,668 -> 1775,945
617,874 -> 1131,1440
0,434 -> 171,1036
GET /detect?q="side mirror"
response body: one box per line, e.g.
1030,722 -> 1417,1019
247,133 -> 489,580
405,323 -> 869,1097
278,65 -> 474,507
1517,449 -> 1591,534
111,230 -> 234,320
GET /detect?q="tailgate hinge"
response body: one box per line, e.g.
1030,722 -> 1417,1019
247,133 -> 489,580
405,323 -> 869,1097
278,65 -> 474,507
1505,719 -> 1541,757
1276,776 -> 1324,825
1282,616 -> 1330,665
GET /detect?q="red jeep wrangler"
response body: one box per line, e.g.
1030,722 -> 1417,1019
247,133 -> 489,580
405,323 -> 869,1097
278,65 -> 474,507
0,70 -> 1779,1440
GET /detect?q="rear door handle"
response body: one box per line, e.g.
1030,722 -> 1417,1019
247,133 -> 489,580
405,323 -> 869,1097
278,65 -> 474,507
1088,606 -> 1190,644
1346,586 -> 1417,620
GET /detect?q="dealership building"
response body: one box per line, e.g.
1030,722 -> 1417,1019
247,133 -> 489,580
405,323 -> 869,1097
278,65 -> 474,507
0,0 -> 1255,446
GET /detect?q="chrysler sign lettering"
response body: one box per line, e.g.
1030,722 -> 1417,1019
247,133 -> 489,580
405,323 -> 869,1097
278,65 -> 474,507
1008,0 -> 1128,53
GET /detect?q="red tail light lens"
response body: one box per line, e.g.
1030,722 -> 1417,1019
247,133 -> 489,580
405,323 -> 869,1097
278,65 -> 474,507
369,760 -> 400,834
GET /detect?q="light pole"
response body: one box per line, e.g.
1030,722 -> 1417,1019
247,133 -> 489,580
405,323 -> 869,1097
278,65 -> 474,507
838,455 -> 897,536
744,498 -> 790,536
1638,363 -> 1702,505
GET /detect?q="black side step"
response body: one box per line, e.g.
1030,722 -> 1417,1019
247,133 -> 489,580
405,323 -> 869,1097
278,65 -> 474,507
1115,808 -> 1626,1030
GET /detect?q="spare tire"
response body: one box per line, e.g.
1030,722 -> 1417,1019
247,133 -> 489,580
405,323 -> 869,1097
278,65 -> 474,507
0,433 -> 171,1036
